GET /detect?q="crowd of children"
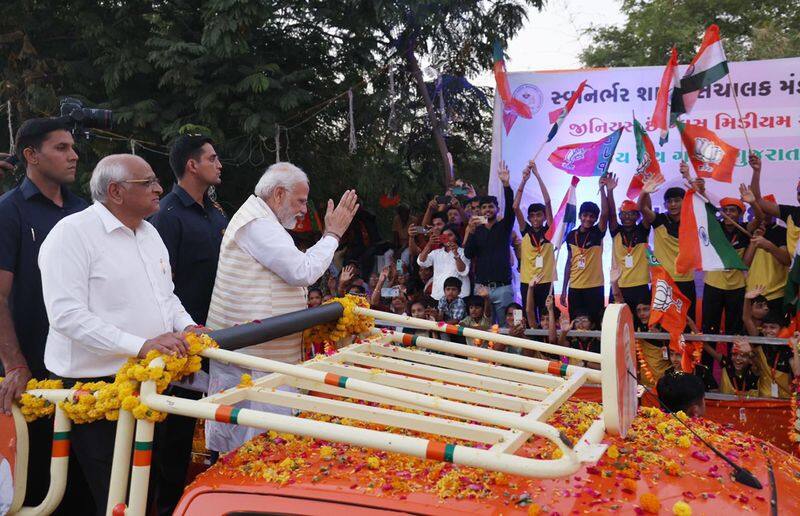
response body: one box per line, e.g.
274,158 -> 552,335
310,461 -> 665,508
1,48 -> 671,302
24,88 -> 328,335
306,153 -> 800,400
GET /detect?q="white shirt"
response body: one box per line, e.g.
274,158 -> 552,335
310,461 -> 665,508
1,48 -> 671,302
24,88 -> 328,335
39,202 -> 195,378
417,247 -> 470,300
236,202 -> 338,287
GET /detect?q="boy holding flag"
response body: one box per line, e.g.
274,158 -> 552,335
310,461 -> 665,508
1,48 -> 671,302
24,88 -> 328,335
606,173 -> 651,315
560,177 -> 609,326
513,159 -> 554,322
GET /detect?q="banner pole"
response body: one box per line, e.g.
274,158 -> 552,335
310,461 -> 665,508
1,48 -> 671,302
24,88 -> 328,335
725,72 -> 753,152
531,139 -> 547,161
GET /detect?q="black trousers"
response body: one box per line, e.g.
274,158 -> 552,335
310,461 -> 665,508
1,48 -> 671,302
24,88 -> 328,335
702,284 -> 745,336
701,284 -> 746,387
568,286 -> 605,326
23,417 -> 95,515
521,282 -> 556,324
675,280 -> 697,323
618,284 -> 651,318
153,385 -> 202,516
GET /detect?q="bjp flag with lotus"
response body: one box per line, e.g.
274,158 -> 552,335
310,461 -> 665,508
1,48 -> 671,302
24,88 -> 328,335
647,250 -> 697,372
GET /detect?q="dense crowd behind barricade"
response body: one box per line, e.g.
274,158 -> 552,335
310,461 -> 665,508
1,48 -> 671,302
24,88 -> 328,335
304,155 -> 800,403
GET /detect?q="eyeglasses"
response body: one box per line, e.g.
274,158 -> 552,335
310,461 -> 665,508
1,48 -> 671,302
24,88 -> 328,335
120,177 -> 161,189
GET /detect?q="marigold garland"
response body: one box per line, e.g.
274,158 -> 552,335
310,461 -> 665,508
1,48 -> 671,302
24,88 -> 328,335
635,340 -> 656,386
5,332 -> 217,424
790,378 -> 800,452
303,295 -> 373,349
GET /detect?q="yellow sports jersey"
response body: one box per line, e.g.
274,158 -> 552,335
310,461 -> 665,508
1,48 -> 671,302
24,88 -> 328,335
754,346 -> 792,399
611,224 -> 650,288
779,204 -> 800,256
704,226 -> 749,290
566,226 -> 604,289
652,213 -> 694,282
746,223 -> 788,300
520,223 -> 555,284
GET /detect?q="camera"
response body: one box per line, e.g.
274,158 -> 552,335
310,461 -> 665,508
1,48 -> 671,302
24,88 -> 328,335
60,97 -> 113,132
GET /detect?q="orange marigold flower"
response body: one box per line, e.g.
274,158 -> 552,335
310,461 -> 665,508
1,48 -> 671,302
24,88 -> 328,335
640,493 -> 661,514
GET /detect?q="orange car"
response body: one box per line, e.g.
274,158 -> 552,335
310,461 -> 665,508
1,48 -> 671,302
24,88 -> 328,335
176,400 -> 800,515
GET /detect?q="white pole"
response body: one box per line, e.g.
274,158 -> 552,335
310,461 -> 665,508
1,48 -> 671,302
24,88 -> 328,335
126,385 -> 157,516
140,390 -> 582,479
16,407 -> 70,516
199,348 -> 579,459
355,306 -> 601,364
106,409 -> 135,516
375,329 -> 602,384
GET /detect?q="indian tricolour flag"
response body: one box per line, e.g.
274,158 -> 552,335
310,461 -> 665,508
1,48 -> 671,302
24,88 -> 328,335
679,24 -> 729,114
545,176 -> 579,245
675,189 -> 746,274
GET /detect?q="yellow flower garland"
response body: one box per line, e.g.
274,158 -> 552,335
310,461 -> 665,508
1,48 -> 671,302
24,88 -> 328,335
7,301 -> 376,425
3,332 -> 217,423
303,295 -> 373,347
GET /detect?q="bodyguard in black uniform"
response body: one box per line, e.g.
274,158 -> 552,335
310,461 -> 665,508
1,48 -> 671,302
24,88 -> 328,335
149,135 -> 228,515
0,118 -> 92,512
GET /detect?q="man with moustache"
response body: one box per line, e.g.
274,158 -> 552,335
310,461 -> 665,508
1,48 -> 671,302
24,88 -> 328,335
39,154 -> 196,515
0,118 -> 90,512
205,161 -> 359,454
148,135 -> 228,515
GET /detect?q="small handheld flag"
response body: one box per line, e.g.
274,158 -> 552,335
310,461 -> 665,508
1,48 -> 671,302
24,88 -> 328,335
545,176 -> 579,245
493,42 -> 532,134
627,117 -> 664,200
677,121 -> 739,183
652,47 -> 680,145
547,80 -> 587,142
547,128 -> 622,177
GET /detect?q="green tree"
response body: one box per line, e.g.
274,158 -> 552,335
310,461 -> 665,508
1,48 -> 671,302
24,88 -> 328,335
581,0 -> 800,67
1,1 -> 543,229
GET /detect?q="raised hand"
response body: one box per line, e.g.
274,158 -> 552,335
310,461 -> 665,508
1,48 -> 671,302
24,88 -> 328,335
325,190 -> 359,238
606,173 -> 619,191
691,176 -> 706,196
642,175 -> 665,194
476,285 -> 490,298
745,285 -> 765,299
739,183 -> 756,204
559,317 -> 573,333
521,165 -> 531,183
732,337 -> 752,355
679,161 -> 691,180
545,295 -> 554,310
748,151 -> 761,172
497,160 -> 510,186
531,272 -> 544,286
339,264 -> 356,285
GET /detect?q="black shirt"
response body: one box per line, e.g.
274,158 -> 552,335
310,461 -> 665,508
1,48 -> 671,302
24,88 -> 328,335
0,178 -> 87,376
148,185 -> 228,325
464,186 -> 514,284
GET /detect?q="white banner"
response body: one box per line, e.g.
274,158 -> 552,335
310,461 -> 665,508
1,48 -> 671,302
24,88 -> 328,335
488,57 -> 800,295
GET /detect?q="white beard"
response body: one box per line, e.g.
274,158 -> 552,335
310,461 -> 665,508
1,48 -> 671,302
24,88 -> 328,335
276,201 -> 301,229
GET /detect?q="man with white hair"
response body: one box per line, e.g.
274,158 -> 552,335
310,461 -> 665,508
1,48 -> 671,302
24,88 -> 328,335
39,154 -> 196,515
205,161 -> 358,453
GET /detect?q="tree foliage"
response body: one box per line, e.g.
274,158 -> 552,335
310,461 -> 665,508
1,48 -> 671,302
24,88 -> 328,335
0,1 -> 542,222
581,0 -> 800,67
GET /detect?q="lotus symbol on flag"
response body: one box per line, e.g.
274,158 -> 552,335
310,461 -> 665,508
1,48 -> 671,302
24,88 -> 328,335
562,147 -> 586,170
636,152 -> 652,177
653,279 -> 683,313
693,137 -> 724,173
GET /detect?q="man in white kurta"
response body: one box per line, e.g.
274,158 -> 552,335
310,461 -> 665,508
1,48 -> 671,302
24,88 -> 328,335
206,162 -> 358,453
